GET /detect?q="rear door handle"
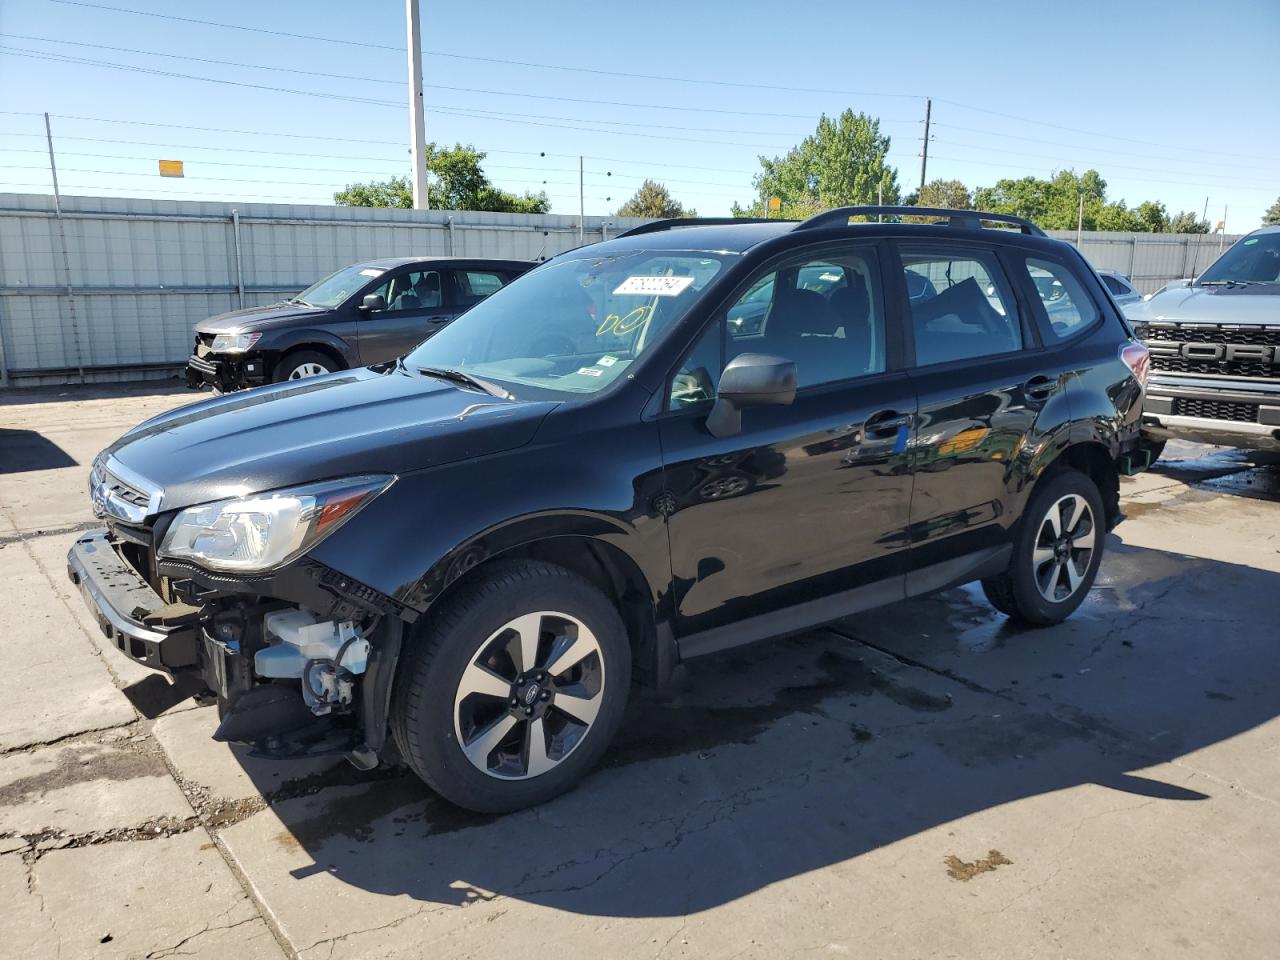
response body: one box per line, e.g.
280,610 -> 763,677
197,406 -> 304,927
1024,375 -> 1058,401
426,314 -> 451,324
864,410 -> 912,439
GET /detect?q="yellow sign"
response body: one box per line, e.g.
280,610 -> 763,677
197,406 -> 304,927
158,160 -> 185,178
767,196 -> 781,211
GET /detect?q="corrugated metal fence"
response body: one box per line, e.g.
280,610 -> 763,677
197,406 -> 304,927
0,192 -> 1245,386
0,193 -> 647,386
1046,229 -> 1242,295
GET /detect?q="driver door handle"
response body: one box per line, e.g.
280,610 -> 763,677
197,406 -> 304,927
864,410 -> 912,439
1024,375 -> 1058,401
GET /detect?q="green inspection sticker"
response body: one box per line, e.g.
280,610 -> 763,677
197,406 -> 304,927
1243,238 -> 1259,245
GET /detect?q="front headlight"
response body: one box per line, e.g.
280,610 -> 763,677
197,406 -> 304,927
210,332 -> 262,354
158,476 -> 393,573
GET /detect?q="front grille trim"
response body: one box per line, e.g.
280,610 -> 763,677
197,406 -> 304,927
1170,397 -> 1260,423
1136,320 -> 1280,380
90,455 -> 164,523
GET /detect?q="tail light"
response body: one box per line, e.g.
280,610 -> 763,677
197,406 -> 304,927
1120,342 -> 1150,388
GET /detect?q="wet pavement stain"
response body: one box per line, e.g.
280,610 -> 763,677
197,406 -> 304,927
945,849 -> 1012,881
275,775 -> 498,850
608,648 -> 950,769
0,744 -> 161,808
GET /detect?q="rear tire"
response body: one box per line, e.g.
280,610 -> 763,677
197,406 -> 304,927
391,560 -> 631,813
274,349 -> 337,382
981,469 -> 1105,625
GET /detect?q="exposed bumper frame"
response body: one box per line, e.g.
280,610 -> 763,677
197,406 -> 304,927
66,531 -> 200,672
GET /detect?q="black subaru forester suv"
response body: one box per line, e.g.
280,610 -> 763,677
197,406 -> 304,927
68,207 -> 1150,812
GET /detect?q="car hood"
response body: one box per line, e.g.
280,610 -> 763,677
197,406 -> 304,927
196,303 -> 331,334
104,367 -> 557,511
1125,285 -> 1280,326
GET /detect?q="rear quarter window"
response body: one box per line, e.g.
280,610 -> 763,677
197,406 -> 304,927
1018,257 -> 1100,343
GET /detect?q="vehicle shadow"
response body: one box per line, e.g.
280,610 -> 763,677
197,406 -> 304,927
236,535 -> 1278,919
0,429 -> 77,474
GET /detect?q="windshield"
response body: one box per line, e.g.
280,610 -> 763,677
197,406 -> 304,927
402,251 -> 733,399
295,263 -> 387,307
1199,233 -> 1280,286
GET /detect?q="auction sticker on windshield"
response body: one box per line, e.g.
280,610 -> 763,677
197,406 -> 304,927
360,268 -> 386,277
613,276 -> 696,297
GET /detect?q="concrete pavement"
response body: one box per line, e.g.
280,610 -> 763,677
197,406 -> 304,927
1,382 -> 1277,959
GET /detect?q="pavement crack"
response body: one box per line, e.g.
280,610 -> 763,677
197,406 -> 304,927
144,915 -> 260,959
827,627 -> 1022,705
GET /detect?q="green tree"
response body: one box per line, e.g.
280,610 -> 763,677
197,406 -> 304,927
1133,200 -> 1169,232
334,144 -> 549,213
733,110 -> 900,219
1167,211 -> 1210,234
1264,196 -> 1280,226
614,180 -> 696,218
974,169 -> 1158,231
917,178 -> 972,210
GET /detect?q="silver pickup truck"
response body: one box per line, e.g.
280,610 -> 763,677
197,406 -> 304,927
1124,225 -> 1280,458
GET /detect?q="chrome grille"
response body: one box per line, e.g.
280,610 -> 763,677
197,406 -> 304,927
90,457 -> 162,523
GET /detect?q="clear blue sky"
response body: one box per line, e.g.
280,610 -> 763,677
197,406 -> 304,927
1,0 -> 1276,228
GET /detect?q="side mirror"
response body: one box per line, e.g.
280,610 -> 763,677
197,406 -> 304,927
706,353 -> 797,439
360,293 -> 386,312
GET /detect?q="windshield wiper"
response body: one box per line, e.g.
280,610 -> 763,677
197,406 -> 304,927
288,297 -> 314,306
1198,279 -> 1268,287
417,366 -> 513,400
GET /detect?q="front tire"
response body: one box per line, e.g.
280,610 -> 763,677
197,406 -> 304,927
981,469 -> 1105,625
391,560 -> 631,813
274,349 -> 336,382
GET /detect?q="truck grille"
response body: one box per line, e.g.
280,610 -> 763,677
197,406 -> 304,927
1171,398 -> 1259,422
1135,322 -> 1280,380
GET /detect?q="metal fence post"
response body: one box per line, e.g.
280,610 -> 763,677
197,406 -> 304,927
0,304 -> 11,387
447,215 -> 455,255
45,113 -> 85,381
231,209 -> 245,309
1128,237 -> 1137,278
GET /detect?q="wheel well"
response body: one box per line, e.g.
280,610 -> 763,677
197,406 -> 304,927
275,343 -> 346,375
1049,442 -> 1120,527
435,537 -> 664,686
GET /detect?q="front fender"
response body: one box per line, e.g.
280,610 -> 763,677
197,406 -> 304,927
307,395 -> 670,619
259,328 -> 354,364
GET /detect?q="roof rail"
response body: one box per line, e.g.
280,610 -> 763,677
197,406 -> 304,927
794,206 -> 1046,237
615,216 -> 782,238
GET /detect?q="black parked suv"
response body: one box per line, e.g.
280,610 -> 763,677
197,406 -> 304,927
186,257 -> 532,390
70,207 -> 1149,812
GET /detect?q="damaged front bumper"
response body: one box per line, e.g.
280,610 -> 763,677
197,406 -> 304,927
186,352 -> 268,392
66,529 -> 405,768
67,531 -> 200,671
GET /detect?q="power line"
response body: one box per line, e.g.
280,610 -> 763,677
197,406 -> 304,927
931,137 -> 1275,188
927,155 -> 1277,194
42,0 -> 1276,165
45,0 -> 924,101
932,98 -> 1276,164
933,122 -> 1278,174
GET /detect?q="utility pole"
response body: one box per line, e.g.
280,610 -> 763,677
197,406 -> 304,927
918,97 -> 931,197
44,112 -> 84,382
1220,205 -> 1228,252
578,156 -> 585,244
405,0 -> 429,210
1076,192 -> 1084,247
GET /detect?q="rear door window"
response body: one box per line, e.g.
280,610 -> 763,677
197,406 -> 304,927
453,270 -> 511,308
898,248 -> 1023,366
